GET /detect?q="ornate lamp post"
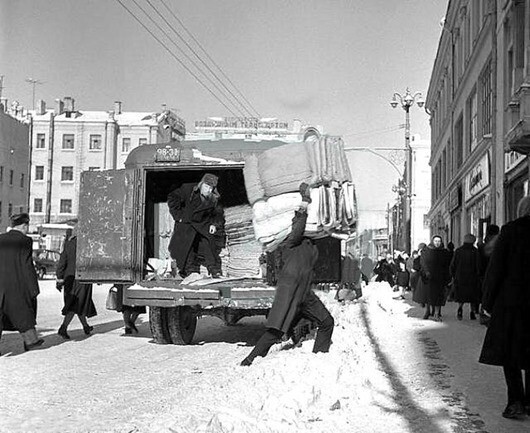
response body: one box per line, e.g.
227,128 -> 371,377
390,88 -> 424,253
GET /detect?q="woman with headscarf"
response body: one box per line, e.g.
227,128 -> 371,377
418,235 -> 451,321
479,196 -> 530,419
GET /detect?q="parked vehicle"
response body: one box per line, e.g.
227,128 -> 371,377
33,249 -> 61,279
77,140 -> 346,345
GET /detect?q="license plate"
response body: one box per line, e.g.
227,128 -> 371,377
155,147 -> 181,162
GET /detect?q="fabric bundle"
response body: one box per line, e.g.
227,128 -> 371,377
224,205 -> 263,277
243,136 -> 352,204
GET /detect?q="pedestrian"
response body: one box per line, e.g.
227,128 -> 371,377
449,234 -> 481,321
56,228 -> 97,339
338,252 -> 362,302
406,250 -> 418,292
0,213 -> 43,352
479,196 -> 530,419
373,255 -> 395,286
241,183 -> 334,366
360,254 -> 374,284
114,284 -> 146,335
418,235 -> 451,321
167,174 -> 225,278
477,224 -> 500,325
394,253 -> 409,300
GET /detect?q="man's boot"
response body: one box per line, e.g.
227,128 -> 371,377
21,328 -> 44,351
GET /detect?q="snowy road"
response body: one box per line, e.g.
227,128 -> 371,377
1,281 -> 529,433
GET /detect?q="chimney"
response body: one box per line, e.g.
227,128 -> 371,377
0,97 -> 7,113
63,96 -> 75,113
55,98 -> 64,115
114,101 -> 122,114
37,99 -> 46,115
108,110 -> 115,121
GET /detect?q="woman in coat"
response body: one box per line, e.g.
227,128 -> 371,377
56,232 -> 97,339
449,234 -> 481,320
479,196 -> 530,419
167,174 -> 225,278
241,183 -> 334,366
419,235 -> 451,321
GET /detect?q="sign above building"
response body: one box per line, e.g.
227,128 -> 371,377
195,117 -> 289,132
464,152 -> 490,202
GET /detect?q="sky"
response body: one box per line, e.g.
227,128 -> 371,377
0,0 -> 448,229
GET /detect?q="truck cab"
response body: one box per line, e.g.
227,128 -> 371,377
77,139 -> 342,344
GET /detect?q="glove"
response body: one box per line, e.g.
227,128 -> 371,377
299,182 -> 312,203
56,281 -> 64,292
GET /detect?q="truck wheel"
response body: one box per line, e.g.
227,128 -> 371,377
149,307 -> 172,344
167,306 -> 197,345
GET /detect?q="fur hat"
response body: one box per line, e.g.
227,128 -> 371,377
200,173 -> 218,188
10,213 -> 30,227
463,234 -> 476,244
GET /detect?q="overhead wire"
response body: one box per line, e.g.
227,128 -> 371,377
157,0 -> 260,118
343,124 -> 405,138
115,0 -> 241,117
144,0 -> 254,118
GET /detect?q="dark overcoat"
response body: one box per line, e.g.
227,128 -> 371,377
479,216 -> 530,368
0,229 -> 40,332
266,209 -> 319,334
167,184 -> 224,271
419,245 -> 451,306
373,259 -> 395,285
449,243 -> 481,303
56,237 -> 97,318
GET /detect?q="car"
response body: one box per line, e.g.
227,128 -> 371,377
33,249 -> 61,279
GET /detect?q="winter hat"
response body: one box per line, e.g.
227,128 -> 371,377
200,173 -> 218,188
463,234 -> 476,244
417,242 -> 427,250
10,212 -> 30,227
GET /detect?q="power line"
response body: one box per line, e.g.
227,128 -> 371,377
147,0 -> 257,118
343,124 -> 405,138
129,0 -> 247,117
115,0 -> 240,117
158,0 -> 260,118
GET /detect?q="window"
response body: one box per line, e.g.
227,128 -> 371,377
35,166 -> 45,181
0,166 -> 3,182
89,134 -> 102,150
139,138 -> 148,146
8,203 -> 12,218
20,173 -> 24,188
88,166 -> 100,171
34,198 -> 43,213
480,60 -> 493,136
0,201 -> 2,223
36,133 -> 46,149
469,90 -> 478,151
9,170 -> 13,186
61,166 -> 74,182
122,138 -> 131,153
60,199 -> 72,214
62,134 -> 75,149
455,115 -> 464,169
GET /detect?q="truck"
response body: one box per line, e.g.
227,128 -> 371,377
76,139 -> 343,345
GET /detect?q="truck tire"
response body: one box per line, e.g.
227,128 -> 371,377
167,306 -> 197,345
149,307 -> 172,344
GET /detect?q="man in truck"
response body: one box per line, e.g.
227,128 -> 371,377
167,173 -> 225,278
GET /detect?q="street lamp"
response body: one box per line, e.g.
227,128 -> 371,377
390,88 -> 424,253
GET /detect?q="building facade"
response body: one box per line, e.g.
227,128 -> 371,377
0,105 -> 30,232
27,97 -> 185,228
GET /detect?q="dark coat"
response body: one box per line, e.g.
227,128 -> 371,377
167,184 -> 224,271
479,216 -> 530,368
0,229 -> 40,332
341,255 -> 361,285
360,257 -> 373,280
373,259 -> 395,285
395,257 -> 410,287
449,243 -> 481,303
266,209 -> 319,334
419,245 -> 451,306
56,237 -> 97,318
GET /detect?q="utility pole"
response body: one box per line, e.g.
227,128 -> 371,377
25,77 -> 44,111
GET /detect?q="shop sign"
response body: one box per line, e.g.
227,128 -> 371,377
505,150 -> 526,173
448,185 -> 461,212
465,152 -> 490,202
195,117 -> 289,131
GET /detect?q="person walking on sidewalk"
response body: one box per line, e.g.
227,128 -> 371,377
450,234 -> 481,321
479,196 -> 530,419
419,235 -> 451,321
0,213 -> 43,352
478,224 -> 500,325
241,183 -> 334,366
56,228 -> 97,339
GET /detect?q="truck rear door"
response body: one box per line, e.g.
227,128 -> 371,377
76,168 -> 141,282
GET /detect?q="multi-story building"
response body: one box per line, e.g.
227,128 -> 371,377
188,117 -> 323,142
426,0 -> 498,244
0,103 -> 30,232
427,0 -> 530,243
410,135 -> 432,249
28,97 -> 185,227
